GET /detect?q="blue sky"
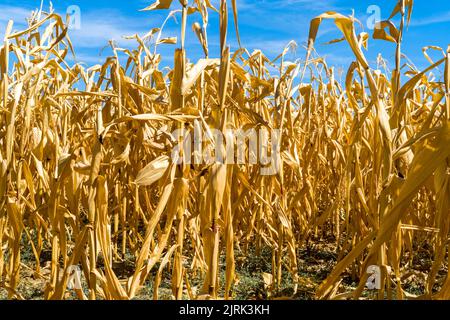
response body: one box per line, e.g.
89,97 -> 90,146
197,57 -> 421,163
1,0 -> 450,75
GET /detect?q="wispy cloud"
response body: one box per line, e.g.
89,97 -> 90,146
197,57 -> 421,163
0,4 -> 164,65
245,39 -> 298,56
67,9 -> 153,49
66,52 -> 105,65
0,4 -> 160,48
219,0 -> 338,12
270,0 -> 339,11
0,5 -> 31,23
0,5 -> 31,39
410,11 -> 450,27
69,24 -> 133,49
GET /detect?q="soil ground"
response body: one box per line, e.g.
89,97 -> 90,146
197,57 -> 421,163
1,234 -> 444,300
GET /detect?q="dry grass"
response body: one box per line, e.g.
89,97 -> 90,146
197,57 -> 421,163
0,0 -> 450,300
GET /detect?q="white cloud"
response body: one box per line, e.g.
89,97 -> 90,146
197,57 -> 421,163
0,1 -> 347,67
0,5 -> 32,40
243,39 -> 297,56
410,11 -> 450,27
229,0 -> 338,12
0,3 -> 166,69
0,5 -> 31,23
67,52 -> 106,65
0,4 -> 159,49
67,9 -> 152,49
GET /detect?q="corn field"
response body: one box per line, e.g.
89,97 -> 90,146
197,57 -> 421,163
0,0 -> 450,300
